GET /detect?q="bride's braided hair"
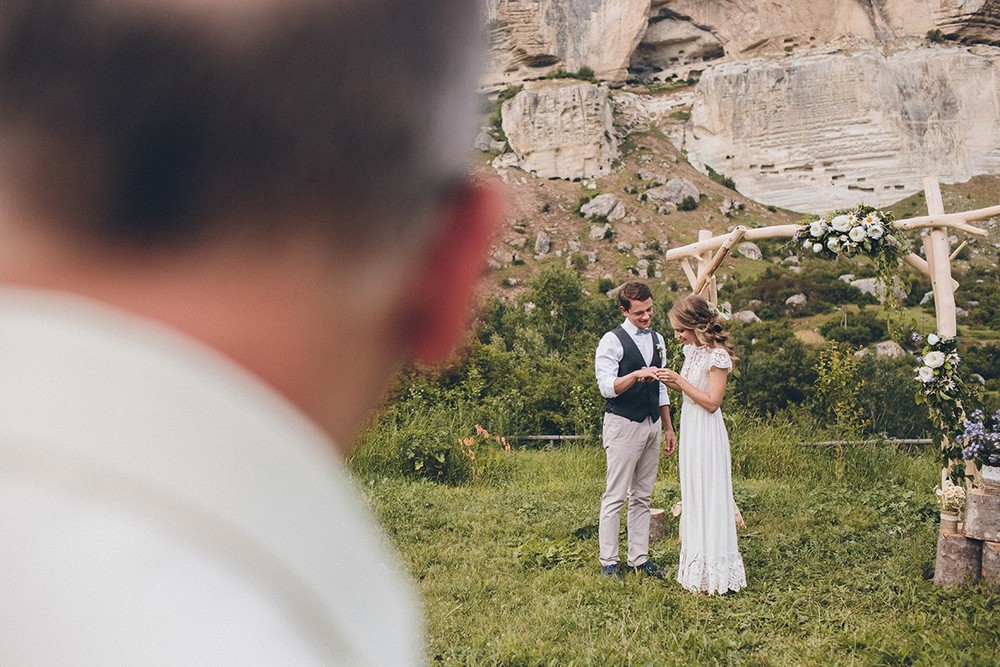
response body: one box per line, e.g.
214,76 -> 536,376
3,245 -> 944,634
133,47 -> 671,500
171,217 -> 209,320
668,295 -> 739,365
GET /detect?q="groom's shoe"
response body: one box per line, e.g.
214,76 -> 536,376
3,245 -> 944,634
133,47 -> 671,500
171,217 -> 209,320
599,564 -> 623,579
630,560 -> 668,579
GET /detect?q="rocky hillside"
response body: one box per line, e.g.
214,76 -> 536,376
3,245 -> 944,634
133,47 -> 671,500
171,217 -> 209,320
477,0 -> 1000,299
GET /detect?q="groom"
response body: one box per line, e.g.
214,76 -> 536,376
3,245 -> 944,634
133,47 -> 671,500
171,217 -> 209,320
595,281 -> 676,578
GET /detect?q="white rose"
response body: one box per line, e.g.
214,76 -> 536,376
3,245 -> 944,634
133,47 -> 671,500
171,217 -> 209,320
849,226 -> 867,242
827,237 -> 840,251
927,333 -> 939,345
831,215 -> 851,232
802,240 -> 813,250
917,366 -> 935,383
867,224 -> 884,239
813,243 -> 823,253
809,221 -> 826,237
924,350 -> 946,368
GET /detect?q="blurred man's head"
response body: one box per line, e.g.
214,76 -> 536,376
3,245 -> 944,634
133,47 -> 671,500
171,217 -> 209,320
0,0 -> 503,449
0,0 -> 482,251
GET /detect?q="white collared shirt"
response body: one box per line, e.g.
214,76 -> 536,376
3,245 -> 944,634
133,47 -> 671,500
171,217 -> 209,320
0,287 -> 422,666
594,318 -> 669,406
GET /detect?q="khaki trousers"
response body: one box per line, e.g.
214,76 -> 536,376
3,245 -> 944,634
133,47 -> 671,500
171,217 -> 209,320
598,412 -> 662,567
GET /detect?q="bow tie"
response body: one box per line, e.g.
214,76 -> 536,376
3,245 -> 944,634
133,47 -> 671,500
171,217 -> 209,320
636,328 -> 652,335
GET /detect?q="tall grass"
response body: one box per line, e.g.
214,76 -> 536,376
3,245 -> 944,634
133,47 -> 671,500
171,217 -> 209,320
355,415 -> 1000,666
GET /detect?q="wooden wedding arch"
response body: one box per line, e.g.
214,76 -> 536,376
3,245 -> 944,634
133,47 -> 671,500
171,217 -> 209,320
662,176 -> 1000,586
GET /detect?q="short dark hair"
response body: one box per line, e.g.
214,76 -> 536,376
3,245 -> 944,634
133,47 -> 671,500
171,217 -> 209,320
618,281 -> 652,311
0,0 -> 483,250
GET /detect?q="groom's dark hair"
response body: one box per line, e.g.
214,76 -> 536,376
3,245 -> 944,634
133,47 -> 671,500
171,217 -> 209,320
618,281 -> 653,311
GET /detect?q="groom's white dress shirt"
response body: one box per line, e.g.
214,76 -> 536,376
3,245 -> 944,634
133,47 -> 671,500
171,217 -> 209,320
0,287 -> 422,666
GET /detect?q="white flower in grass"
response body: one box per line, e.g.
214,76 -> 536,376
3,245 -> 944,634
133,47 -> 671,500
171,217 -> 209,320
867,223 -> 884,239
831,215 -> 851,232
927,333 -> 939,345
924,350 -> 946,368
849,226 -> 867,242
813,243 -> 823,253
809,221 -> 826,237
917,366 -> 935,383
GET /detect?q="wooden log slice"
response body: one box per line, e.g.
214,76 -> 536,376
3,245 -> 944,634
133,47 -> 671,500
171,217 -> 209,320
964,490 -> 1000,542
934,532 -> 982,587
649,508 -> 665,543
982,541 -> 1000,585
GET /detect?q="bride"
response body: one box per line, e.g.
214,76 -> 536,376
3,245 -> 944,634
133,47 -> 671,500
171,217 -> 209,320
659,295 -> 747,595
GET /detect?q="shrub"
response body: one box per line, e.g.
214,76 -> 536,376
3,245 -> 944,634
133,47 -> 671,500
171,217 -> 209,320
677,195 -> 699,211
729,321 -> 817,414
819,309 -> 888,346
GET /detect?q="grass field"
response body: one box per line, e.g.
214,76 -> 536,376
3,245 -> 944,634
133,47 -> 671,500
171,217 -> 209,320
357,416 -> 1000,666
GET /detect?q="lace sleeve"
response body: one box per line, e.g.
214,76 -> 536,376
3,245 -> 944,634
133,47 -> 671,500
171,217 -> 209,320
709,347 -> 733,371
682,344 -> 694,358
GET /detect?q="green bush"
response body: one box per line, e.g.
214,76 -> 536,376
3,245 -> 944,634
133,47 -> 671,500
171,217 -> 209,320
729,320 -> 817,414
677,195 -> 698,211
819,309 -> 888,346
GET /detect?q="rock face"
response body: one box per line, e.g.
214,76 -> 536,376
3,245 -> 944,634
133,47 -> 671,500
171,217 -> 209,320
485,0 -> 652,87
644,177 -> 700,205
686,47 -> 1000,212
502,81 -> 618,180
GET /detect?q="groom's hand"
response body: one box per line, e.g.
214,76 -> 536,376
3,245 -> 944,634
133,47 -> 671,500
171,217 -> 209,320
663,428 -> 677,456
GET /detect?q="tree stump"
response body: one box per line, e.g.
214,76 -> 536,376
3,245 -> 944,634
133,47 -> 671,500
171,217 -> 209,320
934,532 -> 982,587
649,508 -> 665,542
983,541 -> 1000,586
964,489 -> 1000,542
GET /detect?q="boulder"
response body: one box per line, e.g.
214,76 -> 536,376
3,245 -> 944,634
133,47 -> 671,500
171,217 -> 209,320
850,277 -> 908,304
732,310 -> 761,323
534,231 -> 552,255
581,193 -> 627,221
501,81 -> 618,181
873,340 -> 906,358
735,242 -> 762,260
785,293 -> 807,306
644,178 -> 701,206
589,224 -> 611,241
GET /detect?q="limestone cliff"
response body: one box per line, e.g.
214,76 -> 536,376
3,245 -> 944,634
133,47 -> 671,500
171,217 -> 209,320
685,46 -> 1000,212
501,81 -> 618,180
485,0 -> 651,87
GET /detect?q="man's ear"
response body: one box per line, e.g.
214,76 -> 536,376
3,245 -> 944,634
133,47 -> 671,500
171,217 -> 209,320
404,179 -> 505,364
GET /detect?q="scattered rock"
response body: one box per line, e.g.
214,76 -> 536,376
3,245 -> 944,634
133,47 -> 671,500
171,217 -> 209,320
873,340 -> 906,358
735,242 -> 762,261
785,293 -> 807,306
747,299 -> 763,309
508,237 -> 528,248
503,278 -> 519,287
589,224 -> 612,241
581,193 -> 627,221
839,274 -> 855,283
567,240 -> 582,253
644,177 -> 701,206
733,310 -> 761,323
617,242 -> 633,253
920,291 -> 934,305
850,277 -> 907,304
534,231 -> 551,255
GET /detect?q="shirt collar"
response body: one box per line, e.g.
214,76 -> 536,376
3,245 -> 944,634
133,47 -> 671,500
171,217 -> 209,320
621,318 -> 652,336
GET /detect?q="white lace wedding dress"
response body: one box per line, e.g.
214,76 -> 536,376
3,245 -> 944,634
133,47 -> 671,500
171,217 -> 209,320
676,344 -> 747,595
